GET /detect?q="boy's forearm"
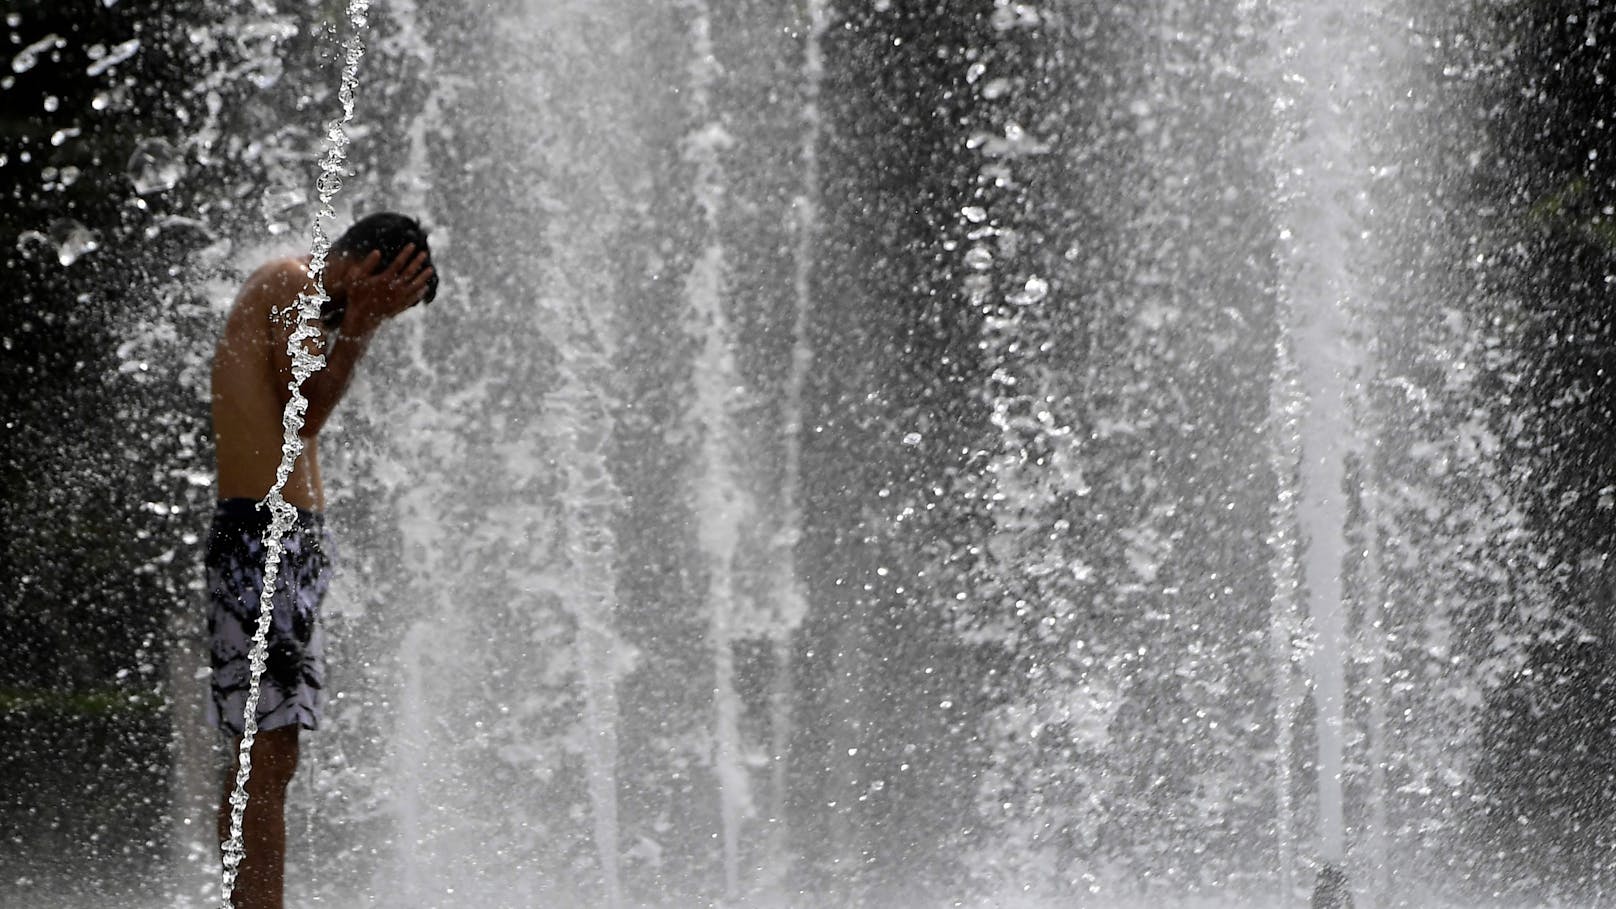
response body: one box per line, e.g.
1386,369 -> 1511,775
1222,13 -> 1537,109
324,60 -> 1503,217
297,329 -> 374,438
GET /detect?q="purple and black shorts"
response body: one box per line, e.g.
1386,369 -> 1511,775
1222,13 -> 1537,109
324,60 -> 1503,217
204,498 -> 333,737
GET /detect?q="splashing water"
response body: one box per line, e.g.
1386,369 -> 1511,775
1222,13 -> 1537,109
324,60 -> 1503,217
85,38 -> 141,78
10,32 -> 64,74
47,217 -> 97,266
127,137 -> 185,195
1267,329 -> 1306,898
217,3 -> 371,906
3,1 -> 1579,904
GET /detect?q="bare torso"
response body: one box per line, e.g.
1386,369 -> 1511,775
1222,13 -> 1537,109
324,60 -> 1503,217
212,241 -> 433,514
211,257 -> 324,512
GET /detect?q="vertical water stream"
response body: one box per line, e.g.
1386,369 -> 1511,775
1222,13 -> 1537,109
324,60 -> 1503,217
1276,10 -> 1349,877
680,2 -> 750,899
1271,0 -> 1395,891
762,0 -> 828,891
1268,330 -> 1307,898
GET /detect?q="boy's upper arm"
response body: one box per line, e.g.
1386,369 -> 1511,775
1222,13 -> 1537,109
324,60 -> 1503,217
257,263 -> 327,390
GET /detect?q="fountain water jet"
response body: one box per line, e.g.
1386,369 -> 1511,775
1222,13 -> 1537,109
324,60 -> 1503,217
1269,0 -> 1397,902
1267,330 -> 1307,899
759,0 -> 829,893
549,375 -> 629,909
218,4 -> 371,905
1359,445 -> 1390,907
679,2 -> 752,900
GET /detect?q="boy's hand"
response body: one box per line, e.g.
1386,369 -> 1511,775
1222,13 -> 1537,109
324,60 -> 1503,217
344,244 -> 434,335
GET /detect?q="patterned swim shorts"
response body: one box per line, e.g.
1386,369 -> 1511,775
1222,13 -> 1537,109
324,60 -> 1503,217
204,498 -> 334,737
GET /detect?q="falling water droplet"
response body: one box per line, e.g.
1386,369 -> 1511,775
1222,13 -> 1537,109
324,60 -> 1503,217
11,34 -> 64,74
15,230 -> 51,259
49,218 -> 98,266
316,169 -> 343,198
85,38 -> 140,77
127,138 -> 185,194
1008,276 -> 1049,306
146,215 -> 215,243
249,56 -> 284,90
91,88 -> 123,111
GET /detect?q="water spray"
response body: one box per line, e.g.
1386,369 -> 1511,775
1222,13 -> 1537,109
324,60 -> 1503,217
761,0 -> 828,890
1269,0 -> 1373,903
218,3 -> 370,905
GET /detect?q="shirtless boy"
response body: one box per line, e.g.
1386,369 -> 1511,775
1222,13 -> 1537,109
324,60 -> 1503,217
206,212 -> 435,909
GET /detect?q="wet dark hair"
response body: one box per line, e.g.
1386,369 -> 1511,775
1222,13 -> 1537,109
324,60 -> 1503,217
322,211 -> 438,328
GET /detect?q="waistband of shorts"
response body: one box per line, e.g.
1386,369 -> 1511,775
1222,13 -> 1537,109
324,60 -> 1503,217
213,498 -> 323,529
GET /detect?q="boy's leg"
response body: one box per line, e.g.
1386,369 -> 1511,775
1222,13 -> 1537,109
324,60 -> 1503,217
217,725 -> 301,909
